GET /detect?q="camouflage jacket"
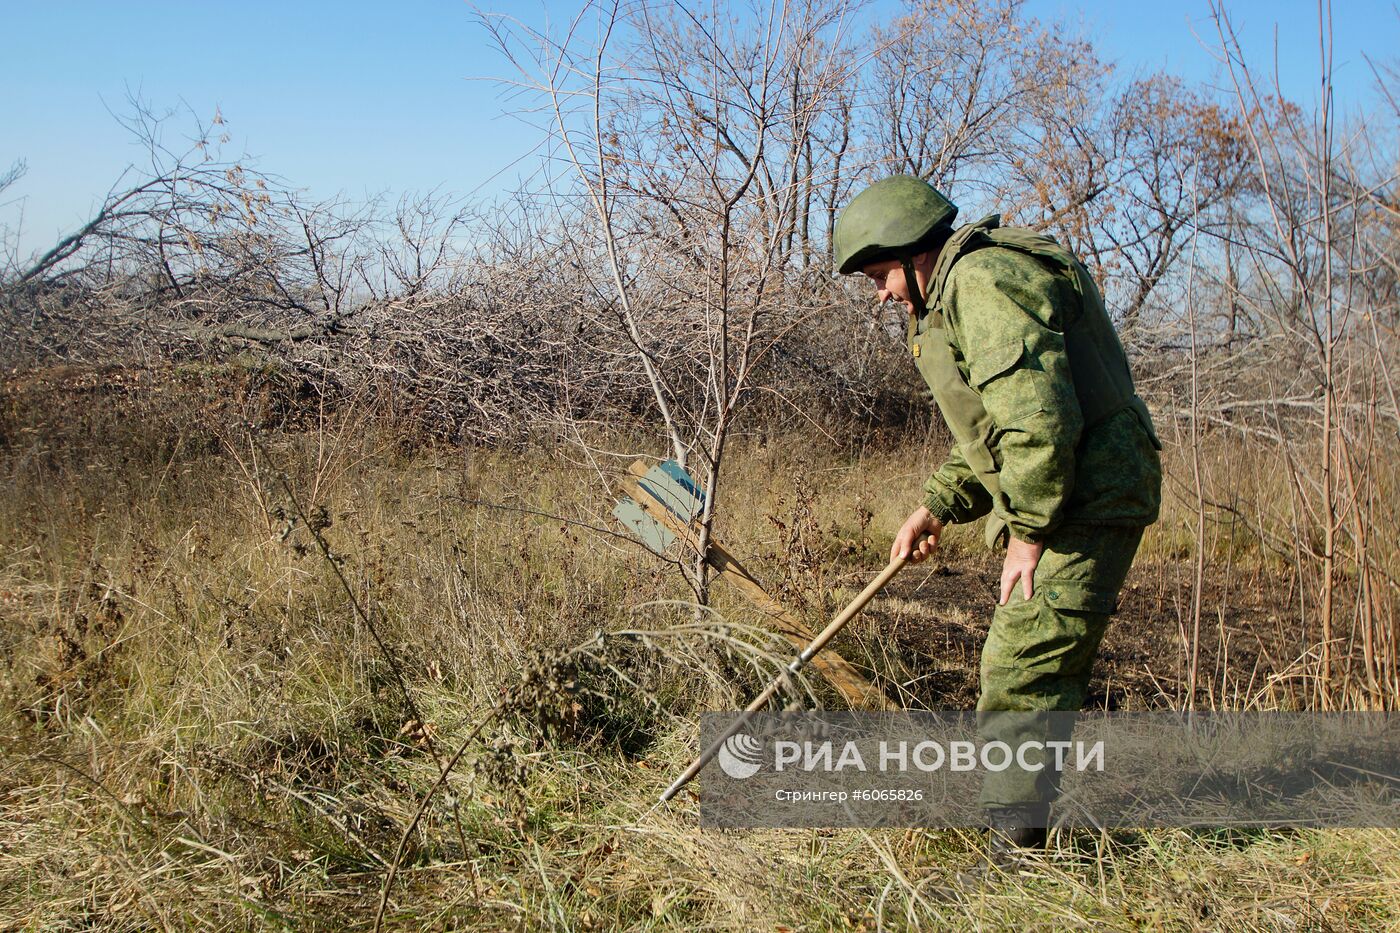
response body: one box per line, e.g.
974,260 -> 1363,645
911,216 -> 1162,546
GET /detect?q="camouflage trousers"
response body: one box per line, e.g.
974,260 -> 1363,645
976,524 -> 1145,813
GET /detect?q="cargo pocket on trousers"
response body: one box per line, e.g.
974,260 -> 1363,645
1037,579 -> 1119,615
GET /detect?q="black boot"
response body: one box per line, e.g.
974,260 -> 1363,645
987,805 -> 1049,858
946,806 -> 1050,891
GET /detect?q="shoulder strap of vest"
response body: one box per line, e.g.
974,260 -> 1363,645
983,226 -> 1087,295
926,213 -> 1001,320
931,217 -> 1097,322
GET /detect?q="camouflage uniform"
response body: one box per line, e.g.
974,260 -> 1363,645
910,214 -> 1162,811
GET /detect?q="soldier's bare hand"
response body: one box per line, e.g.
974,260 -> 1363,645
892,506 -> 943,563
999,536 -> 1046,604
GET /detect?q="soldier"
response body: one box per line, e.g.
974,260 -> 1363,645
833,175 -> 1163,859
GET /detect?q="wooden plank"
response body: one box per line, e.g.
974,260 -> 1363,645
637,460 -> 706,524
618,463 -> 895,711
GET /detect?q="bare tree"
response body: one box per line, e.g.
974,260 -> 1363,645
482,0 -> 866,601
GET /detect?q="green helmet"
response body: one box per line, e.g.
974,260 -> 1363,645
833,175 -> 959,275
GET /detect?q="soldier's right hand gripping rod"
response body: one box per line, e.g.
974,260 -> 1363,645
659,549 -> 915,803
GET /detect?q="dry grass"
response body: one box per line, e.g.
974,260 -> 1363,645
2,393 -> 1397,930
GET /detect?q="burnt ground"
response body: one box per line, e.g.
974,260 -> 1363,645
853,549 -> 1305,712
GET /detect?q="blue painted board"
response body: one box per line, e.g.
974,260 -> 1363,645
613,460 -> 708,555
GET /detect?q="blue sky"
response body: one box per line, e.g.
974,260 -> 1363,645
3,1 -> 1394,258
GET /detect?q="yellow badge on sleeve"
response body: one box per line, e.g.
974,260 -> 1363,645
912,343 -> 921,358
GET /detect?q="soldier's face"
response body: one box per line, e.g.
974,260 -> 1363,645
862,259 -> 908,311
861,252 -> 932,315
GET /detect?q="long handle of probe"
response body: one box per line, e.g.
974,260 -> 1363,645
659,554 -> 909,802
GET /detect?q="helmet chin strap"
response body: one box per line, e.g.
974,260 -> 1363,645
900,255 -> 928,319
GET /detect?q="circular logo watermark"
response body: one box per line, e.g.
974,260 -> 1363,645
717,733 -> 763,779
